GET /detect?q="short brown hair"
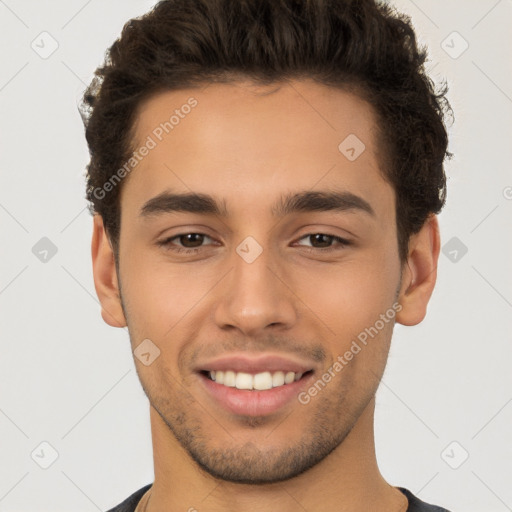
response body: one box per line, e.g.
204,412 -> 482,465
81,0 -> 452,263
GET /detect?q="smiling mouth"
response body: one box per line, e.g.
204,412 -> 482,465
200,369 -> 314,391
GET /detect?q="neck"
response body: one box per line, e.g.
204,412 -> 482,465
146,397 -> 406,511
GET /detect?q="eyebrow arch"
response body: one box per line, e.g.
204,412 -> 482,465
139,189 -> 375,219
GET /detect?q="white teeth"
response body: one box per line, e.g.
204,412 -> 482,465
284,372 -> 295,384
224,370 -> 236,387
235,372 -> 253,390
208,369 -> 306,390
253,371 -> 273,390
272,371 -> 285,387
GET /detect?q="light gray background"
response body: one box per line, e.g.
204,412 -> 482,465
0,1 -> 511,511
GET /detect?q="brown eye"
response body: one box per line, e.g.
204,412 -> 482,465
157,233 -> 215,252
176,233 -> 206,248
308,234 -> 334,248
296,233 -> 351,251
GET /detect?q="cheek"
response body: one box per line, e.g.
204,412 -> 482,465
297,256 -> 399,333
120,250 -> 213,334
295,258 -> 400,382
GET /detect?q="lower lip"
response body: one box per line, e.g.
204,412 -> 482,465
198,372 -> 314,417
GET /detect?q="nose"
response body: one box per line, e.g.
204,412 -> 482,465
213,241 -> 298,337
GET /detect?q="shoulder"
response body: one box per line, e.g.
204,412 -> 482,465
398,487 -> 453,512
105,484 -> 152,512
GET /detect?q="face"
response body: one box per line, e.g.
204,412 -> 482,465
109,79 -> 405,483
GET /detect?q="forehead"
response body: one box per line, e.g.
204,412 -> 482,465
132,79 -> 379,154
122,79 -> 394,224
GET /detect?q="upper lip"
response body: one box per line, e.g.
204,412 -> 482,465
196,353 -> 315,374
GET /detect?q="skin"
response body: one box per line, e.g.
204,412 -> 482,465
91,79 -> 440,511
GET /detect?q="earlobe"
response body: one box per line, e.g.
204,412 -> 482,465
395,214 -> 440,327
91,214 -> 127,328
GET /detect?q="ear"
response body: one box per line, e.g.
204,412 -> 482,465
91,214 -> 127,328
395,214 -> 440,326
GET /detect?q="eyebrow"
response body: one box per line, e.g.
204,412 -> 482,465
139,189 -> 375,219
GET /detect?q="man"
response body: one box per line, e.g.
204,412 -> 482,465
83,0 -> 453,510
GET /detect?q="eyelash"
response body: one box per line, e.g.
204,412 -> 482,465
157,232 -> 352,254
